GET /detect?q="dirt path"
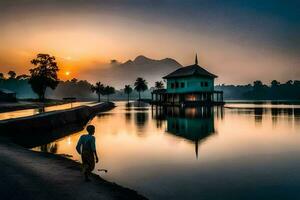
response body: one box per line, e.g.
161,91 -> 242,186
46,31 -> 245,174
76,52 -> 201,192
0,141 -> 147,200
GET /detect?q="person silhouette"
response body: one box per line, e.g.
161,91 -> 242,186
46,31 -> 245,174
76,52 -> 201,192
76,125 -> 99,181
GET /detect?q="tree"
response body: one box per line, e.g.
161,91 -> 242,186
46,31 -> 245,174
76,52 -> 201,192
71,78 -> 78,83
134,77 -> 148,101
8,71 -> 16,79
28,54 -> 59,101
285,80 -> 293,85
294,80 -> 300,86
103,86 -> 115,102
16,74 -> 30,80
124,85 -> 133,102
91,82 -> 104,102
271,80 -> 280,88
0,73 -> 4,80
155,81 -> 164,89
253,80 -> 263,89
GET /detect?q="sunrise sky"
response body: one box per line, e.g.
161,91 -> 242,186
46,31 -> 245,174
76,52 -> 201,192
0,0 -> 299,84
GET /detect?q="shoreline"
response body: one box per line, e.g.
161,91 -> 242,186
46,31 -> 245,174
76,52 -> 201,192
0,102 -> 148,199
0,102 -> 115,140
0,139 -> 147,200
0,99 -> 69,113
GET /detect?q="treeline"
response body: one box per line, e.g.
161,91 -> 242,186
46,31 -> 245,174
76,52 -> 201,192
0,70 -> 153,101
0,75 -> 92,100
0,52 -> 157,102
0,71 -> 36,98
216,80 -> 300,100
3,54 -> 299,101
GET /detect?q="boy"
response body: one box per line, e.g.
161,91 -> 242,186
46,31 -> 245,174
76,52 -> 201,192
76,125 -> 99,181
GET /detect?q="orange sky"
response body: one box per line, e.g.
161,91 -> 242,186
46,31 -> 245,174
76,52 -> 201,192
0,0 -> 299,84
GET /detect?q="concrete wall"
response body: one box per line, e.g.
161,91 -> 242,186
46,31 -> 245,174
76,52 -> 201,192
0,102 -> 115,147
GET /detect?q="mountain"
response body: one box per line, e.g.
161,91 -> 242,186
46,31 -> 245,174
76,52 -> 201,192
85,55 -> 182,89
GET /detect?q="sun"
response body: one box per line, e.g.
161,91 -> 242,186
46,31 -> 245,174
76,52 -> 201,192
65,71 -> 70,76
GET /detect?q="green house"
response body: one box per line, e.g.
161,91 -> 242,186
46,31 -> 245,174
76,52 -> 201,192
152,55 -> 223,106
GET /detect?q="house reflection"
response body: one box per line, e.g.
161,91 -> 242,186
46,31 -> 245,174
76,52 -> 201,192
153,106 -> 216,159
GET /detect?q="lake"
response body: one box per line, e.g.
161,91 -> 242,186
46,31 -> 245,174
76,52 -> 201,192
33,101 -> 300,200
0,101 -> 97,120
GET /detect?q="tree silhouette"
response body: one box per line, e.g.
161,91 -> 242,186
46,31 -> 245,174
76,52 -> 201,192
8,71 -> 16,79
271,80 -> 280,88
91,82 -> 104,102
124,85 -> 133,102
286,80 -> 293,85
134,77 -> 148,101
16,74 -> 30,80
253,80 -> 263,89
155,81 -> 164,89
28,54 -> 59,101
103,86 -> 115,102
0,73 -> 4,80
71,78 -> 78,83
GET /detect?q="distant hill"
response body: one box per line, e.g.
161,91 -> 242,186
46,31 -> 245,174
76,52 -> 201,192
85,55 -> 182,88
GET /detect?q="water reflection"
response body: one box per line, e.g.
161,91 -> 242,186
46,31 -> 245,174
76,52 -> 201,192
135,112 -> 148,132
153,106 -> 216,159
29,102 -> 300,200
37,106 -> 45,114
294,109 -> 300,127
39,143 -> 58,153
227,106 -> 300,125
0,102 -> 94,120
254,107 -> 263,124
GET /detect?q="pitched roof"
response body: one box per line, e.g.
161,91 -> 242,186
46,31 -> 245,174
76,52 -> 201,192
163,64 -> 217,79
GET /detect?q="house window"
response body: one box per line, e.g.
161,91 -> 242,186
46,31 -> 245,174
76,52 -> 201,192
181,82 -> 185,88
205,82 -> 208,87
201,82 -> 204,87
175,82 -> 179,88
171,83 -> 175,89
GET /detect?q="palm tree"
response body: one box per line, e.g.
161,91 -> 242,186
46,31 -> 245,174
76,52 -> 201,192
155,81 -> 164,89
124,85 -> 133,102
91,82 -> 104,102
103,86 -> 115,102
134,77 -> 148,101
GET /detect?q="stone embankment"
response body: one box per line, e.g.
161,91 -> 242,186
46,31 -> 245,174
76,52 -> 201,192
0,102 -> 115,147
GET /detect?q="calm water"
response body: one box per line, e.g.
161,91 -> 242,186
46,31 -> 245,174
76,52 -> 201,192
33,102 -> 300,200
0,102 -> 97,120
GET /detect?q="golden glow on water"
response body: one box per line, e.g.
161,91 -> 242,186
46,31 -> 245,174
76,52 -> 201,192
0,102 -> 94,120
32,102 -> 300,199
